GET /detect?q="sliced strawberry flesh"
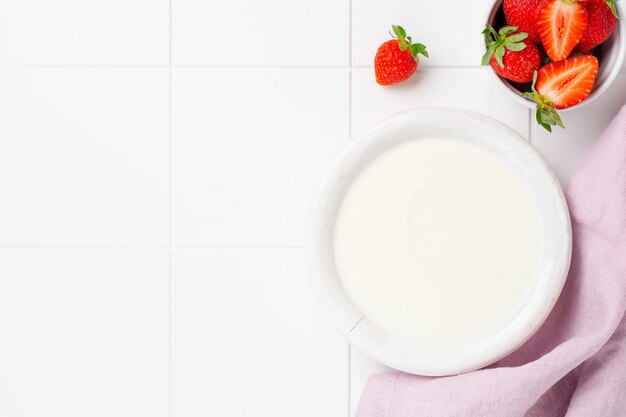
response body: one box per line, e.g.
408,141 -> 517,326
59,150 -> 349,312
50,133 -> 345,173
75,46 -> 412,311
537,0 -> 588,61
536,55 -> 599,108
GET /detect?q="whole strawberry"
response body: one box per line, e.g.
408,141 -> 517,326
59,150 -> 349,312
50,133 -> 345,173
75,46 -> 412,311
374,25 -> 428,85
503,0 -> 543,44
482,25 -> 541,83
577,0 -> 619,52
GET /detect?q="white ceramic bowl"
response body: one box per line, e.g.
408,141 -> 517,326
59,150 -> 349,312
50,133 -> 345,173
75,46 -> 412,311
305,108 -> 572,376
482,0 -> 626,111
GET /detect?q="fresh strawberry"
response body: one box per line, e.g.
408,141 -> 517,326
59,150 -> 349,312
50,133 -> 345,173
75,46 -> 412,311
523,55 -> 599,131
374,25 -> 428,85
537,0 -> 588,61
503,0 -> 543,44
482,25 -> 541,83
577,0 -> 619,52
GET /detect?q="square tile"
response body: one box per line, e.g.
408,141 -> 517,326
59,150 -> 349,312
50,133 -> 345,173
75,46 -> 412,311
0,249 -> 169,417
173,0 -> 349,66
0,0 -> 168,65
350,347 -> 392,417
171,249 -> 348,417
172,69 -> 349,246
0,70 -> 169,245
352,68 -> 530,138
354,0 -> 491,67
533,73 -> 626,184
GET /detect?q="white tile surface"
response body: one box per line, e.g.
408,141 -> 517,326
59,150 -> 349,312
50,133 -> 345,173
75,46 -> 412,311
173,0 -> 349,66
0,0 -> 169,65
0,249 -> 169,417
533,73 -> 626,185
352,68 -> 531,138
0,70 -> 169,245
172,69 -> 349,246
353,0 -> 491,67
0,2 -> 623,417
171,249 -> 348,417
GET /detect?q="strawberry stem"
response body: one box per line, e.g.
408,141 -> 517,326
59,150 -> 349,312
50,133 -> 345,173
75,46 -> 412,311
390,25 -> 429,62
522,71 -> 565,132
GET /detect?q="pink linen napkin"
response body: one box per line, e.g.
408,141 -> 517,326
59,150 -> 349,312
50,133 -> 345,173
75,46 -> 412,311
357,105 -> 626,417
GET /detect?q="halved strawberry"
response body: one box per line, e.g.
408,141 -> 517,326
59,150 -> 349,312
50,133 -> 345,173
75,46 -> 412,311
537,0 -> 588,61
523,55 -> 599,131
482,25 -> 541,83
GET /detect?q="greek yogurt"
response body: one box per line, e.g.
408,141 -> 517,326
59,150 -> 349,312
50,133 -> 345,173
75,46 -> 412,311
333,137 -> 541,342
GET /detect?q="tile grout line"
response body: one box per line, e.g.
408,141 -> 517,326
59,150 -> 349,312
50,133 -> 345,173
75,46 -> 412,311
0,65 -> 171,69
0,64 -> 486,71
0,245 -> 305,249
168,49 -> 173,248
349,0 -> 354,70
0,65 -> 351,70
0,245 -> 170,249
349,68 -> 353,143
168,85 -> 173,417
168,0 -> 173,415
174,245 -> 304,249
169,0 -> 173,68
348,0 -> 354,141
174,65 -> 349,70
168,250 -> 173,417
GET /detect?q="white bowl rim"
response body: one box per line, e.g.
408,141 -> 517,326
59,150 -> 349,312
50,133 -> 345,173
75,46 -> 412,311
480,0 -> 626,113
304,107 -> 572,376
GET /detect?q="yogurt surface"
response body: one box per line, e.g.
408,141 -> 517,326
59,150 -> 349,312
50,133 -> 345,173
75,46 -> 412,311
333,137 -> 541,342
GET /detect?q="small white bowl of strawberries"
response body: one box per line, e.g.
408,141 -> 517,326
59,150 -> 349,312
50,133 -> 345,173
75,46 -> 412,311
482,0 -> 625,132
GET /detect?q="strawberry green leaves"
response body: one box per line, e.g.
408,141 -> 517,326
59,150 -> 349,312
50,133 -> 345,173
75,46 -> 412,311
482,25 -> 528,67
390,25 -> 406,39
410,43 -> 429,58
523,71 -> 565,132
390,25 -> 429,62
